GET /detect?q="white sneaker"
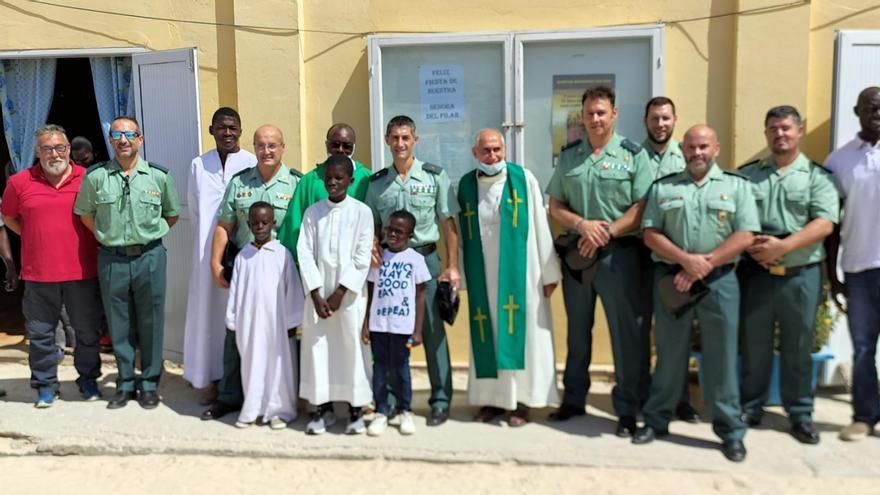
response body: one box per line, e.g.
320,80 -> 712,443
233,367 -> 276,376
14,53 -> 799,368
368,413 -> 388,436
399,410 -> 416,435
388,410 -> 402,426
306,410 -> 336,435
234,420 -> 253,429
268,417 -> 287,430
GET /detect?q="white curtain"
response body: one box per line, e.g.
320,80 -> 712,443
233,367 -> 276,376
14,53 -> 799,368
89,57 -> 134,159
0,59 -> 57,171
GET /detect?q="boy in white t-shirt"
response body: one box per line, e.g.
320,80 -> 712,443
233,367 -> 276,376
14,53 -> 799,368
362,210 -> 431,436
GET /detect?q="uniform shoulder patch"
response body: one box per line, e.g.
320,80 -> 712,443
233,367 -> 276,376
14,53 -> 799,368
621,138 -> 642,154
561,139 -> 582,152
653,171 -> 680,184
370,168 -> 389,182
723,170 -> 747,180
289,167 -> 303,178
422,162 -> 442,175
738,159 -> 760,170
147,162 -> 169,174
86,162 -> 106,175
232,167 -> 252,180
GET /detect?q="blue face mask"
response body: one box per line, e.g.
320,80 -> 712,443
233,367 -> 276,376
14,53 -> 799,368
477,159 -> 506,176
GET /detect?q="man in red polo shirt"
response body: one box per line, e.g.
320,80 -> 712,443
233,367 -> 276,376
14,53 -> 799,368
2,124 -> 102,408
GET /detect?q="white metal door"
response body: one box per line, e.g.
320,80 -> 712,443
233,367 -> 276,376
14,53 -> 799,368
515,26 -> 664,191
131,48 -> 202,363
368,33 -> 514,185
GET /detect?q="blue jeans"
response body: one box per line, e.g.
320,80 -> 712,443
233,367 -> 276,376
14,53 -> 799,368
846,268 -> 880,425
371,332 -> 412,415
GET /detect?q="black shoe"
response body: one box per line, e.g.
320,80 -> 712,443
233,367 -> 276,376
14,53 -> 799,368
741,412 -> 762,427
616,415 -> 637,438
427,407 -> 448,426
791,422 -> 820,445
631,426 -> 668,444
106,390 -> 136,410
675,402 -> 700,423
138,390 -> 160,409
721,440 -> 747,462
201,401 -> 238,421
548,404 -> 586,422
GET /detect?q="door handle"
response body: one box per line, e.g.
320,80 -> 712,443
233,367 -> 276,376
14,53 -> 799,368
501,122 -> 514,128
515,122 -> 525,128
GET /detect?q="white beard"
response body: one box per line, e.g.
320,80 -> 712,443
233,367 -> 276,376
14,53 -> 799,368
41,160 -> 68,177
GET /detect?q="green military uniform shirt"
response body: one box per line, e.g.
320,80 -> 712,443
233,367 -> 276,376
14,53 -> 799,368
74,156 -> 180,247
277,159 -> 371,259
737,153 -> 840,268
546,133 -> 654,233
365,158 -> 458,246
643,138 -> 686,179
217,165 -> 301,249
641,163 -> 761,263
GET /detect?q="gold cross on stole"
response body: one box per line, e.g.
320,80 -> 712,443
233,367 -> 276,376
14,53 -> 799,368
507,188 -> 523,228
462,202 -> 476,240
502,295 -> 519,335
473,306 -> 488,342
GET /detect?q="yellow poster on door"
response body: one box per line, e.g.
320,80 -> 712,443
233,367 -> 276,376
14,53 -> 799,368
551,74 -> 615,167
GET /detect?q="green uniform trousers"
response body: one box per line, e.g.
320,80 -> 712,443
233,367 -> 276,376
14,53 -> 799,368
216,329 -> 244,408
638,244 -> 692,407
97,242 -> 167,392
421,251 -> 453,409
561,238 -> 650,417
643,264 -> 746,441
738,263 -> 821,424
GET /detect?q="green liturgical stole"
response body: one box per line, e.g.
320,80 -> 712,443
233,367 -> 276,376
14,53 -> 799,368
458,163 -> 528,378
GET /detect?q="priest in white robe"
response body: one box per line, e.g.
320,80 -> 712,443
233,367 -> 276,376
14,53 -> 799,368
296,156 -> 374,434
225,229 -> 304,427
183,108 -> 256,398
459,129 -> 562,427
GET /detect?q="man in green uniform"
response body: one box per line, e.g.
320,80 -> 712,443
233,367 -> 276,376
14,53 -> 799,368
546,86 -> 653,437
200,124 -> 302,421
365,115 -> 461,426
641,96 -> 700,423
277,123 -> 371,258
633,124 -> 759,462
74,116 -> 181,410
737,106 -> 839,444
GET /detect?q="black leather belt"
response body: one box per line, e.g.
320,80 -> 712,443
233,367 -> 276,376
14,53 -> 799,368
413,243 -> 437,256
743,260 -> 820,277
657,262 -> 734,281
101,239 -> 162,257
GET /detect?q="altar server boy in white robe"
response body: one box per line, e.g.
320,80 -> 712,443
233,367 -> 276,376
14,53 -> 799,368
297,155 -> 375,435
225,201 -> 304,430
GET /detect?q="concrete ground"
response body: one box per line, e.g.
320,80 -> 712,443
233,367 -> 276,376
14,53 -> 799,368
1,334 -> 879,493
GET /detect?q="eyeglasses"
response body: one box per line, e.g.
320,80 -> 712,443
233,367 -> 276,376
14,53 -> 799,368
110,130 -> 140,141
254,143 -> 281,152
37,144 -> 70,154
327,140 -> 354,151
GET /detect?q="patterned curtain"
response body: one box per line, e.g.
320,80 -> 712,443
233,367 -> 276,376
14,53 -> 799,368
0,59 -> 58,171
89,57 -> 134,159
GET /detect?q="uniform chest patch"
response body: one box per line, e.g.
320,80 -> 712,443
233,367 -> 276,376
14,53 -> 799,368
147,190 -> 161,197
410,184 -> 437,196
600,161 -> 631,172
276,192 -> 292,201
236,191 -> 253,198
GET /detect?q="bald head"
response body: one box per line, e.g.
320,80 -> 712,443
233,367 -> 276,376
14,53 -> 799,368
253,125 -> 286,169
472,128 -> 506,166
254,125 -> 284,143
683,124 -> 718,145
681,124 -> 720,179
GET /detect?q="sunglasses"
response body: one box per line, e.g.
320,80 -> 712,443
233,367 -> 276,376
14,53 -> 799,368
110,130 -> 140,141
327,140 -> 354,151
